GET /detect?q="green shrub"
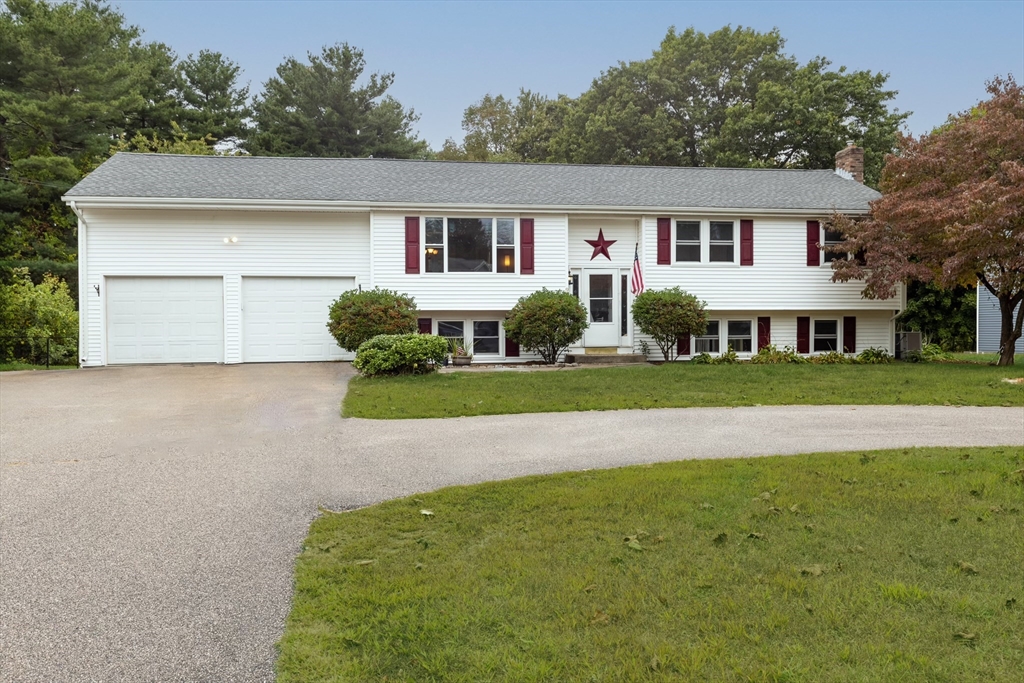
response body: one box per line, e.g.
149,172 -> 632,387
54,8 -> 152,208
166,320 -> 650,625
631,287 -> 708,361
503,289 -> 588,364
690,347 -> 740,365
856,347 -> 894,364
921,343 -> 953,361
714,346 -> 740,364
749,344 -> 808,364
0,269 -> 78,364
327,288 -> 417,351
353,334 -> 448,377
811,350 -> 853,364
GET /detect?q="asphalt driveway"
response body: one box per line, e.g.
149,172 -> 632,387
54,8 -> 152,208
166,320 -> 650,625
1,363 -> 1021,682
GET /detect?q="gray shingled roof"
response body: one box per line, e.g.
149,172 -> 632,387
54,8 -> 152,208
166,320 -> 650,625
65,152 -> 880,211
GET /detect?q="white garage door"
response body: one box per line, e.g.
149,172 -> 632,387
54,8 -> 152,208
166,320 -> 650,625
106,277 -> 224,364
242,277 -> 355,362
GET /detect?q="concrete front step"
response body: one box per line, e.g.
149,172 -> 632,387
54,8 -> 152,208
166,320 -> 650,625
565,353 -> 648,365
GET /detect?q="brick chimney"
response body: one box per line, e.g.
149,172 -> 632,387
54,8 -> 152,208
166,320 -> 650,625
835,141 -> 865,183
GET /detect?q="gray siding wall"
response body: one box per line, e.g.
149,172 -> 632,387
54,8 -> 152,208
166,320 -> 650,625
977,285 -> 1024,353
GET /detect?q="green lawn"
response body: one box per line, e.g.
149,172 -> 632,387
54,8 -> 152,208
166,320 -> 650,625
279,446 -> 1024,682
344,362 -> 1024,419
0,362 -> 77,372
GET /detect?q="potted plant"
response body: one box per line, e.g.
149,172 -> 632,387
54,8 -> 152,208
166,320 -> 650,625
448,337 -> 473,366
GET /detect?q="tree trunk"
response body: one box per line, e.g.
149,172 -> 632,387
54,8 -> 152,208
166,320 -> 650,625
997,293 -> 1023,366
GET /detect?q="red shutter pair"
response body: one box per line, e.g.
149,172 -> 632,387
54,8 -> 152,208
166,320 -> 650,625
657,218 -> 754,265
404,217 -> 535,274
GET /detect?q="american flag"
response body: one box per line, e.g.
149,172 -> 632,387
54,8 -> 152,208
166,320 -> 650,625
631,242 -> 645,295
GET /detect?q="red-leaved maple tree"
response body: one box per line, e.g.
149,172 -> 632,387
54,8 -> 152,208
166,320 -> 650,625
829,77 -> 1024,366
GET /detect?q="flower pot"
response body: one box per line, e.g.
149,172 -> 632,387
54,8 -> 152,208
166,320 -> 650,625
453,356 -> 472,366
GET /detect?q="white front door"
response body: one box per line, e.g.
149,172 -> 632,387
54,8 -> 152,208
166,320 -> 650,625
106,277 -> 224,364
242,277 -> 355,362
582,269 -> 620,347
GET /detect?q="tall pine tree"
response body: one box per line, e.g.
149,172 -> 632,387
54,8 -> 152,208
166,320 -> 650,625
247,43 -> 426,158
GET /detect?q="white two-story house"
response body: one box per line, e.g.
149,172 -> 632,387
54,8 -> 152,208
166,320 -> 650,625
63,145 -> 902,366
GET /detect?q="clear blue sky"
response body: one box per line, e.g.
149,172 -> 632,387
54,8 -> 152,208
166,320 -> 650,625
114,0 -> 1023,149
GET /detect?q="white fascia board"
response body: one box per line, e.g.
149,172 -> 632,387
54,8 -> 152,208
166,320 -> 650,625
60,195 -> 871,217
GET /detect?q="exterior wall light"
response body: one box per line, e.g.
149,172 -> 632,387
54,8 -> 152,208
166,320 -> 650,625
223,236 -> 239,244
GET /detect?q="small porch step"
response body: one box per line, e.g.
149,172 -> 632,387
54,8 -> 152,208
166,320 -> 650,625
566,353 -> 648,365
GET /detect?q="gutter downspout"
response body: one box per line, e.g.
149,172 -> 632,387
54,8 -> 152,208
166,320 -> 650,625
68,201 -> 88,366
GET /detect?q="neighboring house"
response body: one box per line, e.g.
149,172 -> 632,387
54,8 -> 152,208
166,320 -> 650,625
976,285 -> 1024,354
62,144 -> 902,366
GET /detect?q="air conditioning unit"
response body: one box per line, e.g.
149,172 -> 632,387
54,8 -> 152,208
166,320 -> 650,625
895,331 -> 922,359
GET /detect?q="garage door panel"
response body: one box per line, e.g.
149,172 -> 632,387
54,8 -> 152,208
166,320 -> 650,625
106,277 -> 223,364
242,277 -> 353,362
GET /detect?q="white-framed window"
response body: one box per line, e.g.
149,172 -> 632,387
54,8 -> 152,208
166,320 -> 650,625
425,218 -> 445,273
472,321 -> 501,355
437,320 -> 466,350
672,219 -> 738,264
675,220 -> 701,262
727,320 -> 753,353
710,221 -> 735,262
423,217 -> 517,274
813,319 -> 839,352
822,228 -> 846,264
695,320 -> 720,353
437,318 -> 505,356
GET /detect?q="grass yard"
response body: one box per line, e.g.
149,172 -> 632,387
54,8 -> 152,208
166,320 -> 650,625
344,361 -> 1024,419
279,446 -> 1024,682
0,362 -> 77,372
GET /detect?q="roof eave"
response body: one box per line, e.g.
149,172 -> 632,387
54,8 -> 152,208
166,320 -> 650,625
61,195 -> 873,216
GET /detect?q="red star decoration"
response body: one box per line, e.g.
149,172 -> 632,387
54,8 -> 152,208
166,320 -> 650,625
585,229 -> 617,260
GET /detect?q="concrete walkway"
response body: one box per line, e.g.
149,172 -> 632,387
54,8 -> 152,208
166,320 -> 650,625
1,363 -> 1021,682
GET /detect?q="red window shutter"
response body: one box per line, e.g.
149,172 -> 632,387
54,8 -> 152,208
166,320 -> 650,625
796,316 -> 810,354
843,316 -> 857,353
657,217 -> 671,265
740,219 -> 754,266
806,221 -> 820,267
520,218 -> 535,275
757,316 -> 771,350
405,217 -> 420,274
677,335 -> 690,357
505,338 -> 520,357
417,317 -> 432,334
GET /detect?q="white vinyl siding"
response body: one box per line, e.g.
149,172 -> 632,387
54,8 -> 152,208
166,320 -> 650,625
639,216 -> 902,310
242,277 -> 354,362
106,277 -> 223,364
79,208 -> 369,366
635,310 -> 895,361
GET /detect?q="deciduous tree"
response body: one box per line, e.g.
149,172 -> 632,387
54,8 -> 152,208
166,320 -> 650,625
830,77 -> 1024,366
447,26 -> 906,187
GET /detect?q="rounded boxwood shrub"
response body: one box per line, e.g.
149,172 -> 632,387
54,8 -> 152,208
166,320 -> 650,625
631,287 -> 708,362
327,288 -> 417,351
503,289 -> 589,364
353,334 -> 448,377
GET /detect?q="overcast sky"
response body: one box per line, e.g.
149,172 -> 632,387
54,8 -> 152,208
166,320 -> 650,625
114,0 -> 1024,149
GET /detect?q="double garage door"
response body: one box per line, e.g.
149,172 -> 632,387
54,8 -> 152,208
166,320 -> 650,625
106,277 -> 354,364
